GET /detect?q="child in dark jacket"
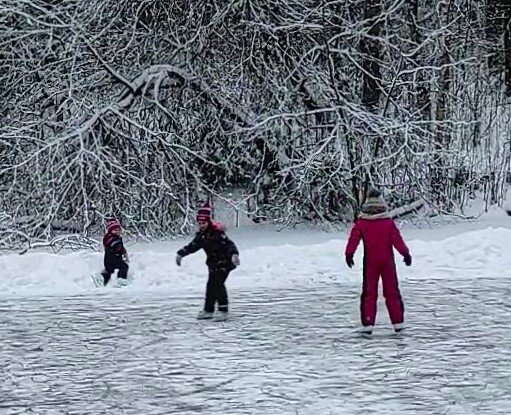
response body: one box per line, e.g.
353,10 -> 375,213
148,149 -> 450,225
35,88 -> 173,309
101,219 -> 129,286
344,188 -> 412,335
176,202 -> 240,321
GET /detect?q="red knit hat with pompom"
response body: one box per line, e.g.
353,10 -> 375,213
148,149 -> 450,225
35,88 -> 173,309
107,221 -> 121,233
196,202 -> 212,222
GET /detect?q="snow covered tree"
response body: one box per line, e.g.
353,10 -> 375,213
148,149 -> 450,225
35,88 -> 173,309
1,0 -> 510,248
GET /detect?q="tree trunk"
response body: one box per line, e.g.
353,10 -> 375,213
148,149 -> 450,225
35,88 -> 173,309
408,0 -> 431,120
431,0 -> 454,206
504,9 -> 511,95
360,0 -> 383,111
486,0 -> 511,95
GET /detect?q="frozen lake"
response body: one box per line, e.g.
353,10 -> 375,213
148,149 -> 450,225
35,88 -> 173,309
1,277 -> 510,414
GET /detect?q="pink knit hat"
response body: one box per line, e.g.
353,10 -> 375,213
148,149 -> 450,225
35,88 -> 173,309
196,202 -> 212,222
107,221 -> 121,233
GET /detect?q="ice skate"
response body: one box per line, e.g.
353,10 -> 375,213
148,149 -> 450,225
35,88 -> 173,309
196,310 -> 214,320
213,311 -> 229,322
393,323 -> 406,333
359,325 -> 374,336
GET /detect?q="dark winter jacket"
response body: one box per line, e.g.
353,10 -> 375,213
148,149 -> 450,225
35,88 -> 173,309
177,224 -> 239,271
103,233 -> 126,262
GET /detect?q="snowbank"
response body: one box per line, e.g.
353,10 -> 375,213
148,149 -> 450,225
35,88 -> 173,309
0,226 -> 508,297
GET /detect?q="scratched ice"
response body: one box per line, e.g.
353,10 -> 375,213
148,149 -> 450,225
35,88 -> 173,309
1,276 -> 510,415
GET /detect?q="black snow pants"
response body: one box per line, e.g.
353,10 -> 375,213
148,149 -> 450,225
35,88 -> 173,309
204,268 -> 231,313
102,255 -> 129,285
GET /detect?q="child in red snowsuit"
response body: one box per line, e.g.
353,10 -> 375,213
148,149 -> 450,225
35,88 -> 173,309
344,188 -> 412,334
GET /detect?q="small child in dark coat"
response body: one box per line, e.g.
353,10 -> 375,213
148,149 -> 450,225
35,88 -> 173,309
101,219 -> 129,286
176,202 -> 240,321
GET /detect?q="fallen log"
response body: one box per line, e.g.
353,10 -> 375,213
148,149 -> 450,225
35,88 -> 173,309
388,199 -> 425,219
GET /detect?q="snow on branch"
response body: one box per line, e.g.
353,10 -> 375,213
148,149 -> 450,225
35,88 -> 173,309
1,0 -> 510,247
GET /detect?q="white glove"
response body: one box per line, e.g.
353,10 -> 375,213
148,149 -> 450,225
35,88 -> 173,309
123,252 -> 130,263
232,254 -> 240,266
176,254 -> 183,266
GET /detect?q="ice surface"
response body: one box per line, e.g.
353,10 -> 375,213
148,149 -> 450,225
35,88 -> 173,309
1,277 -> 511,414
1,211 -> 511,413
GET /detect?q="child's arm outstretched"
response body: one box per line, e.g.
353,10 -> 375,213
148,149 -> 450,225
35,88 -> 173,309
175,234 -> 202,266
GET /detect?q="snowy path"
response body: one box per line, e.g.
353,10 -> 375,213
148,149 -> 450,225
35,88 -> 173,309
1,277 -> 511,414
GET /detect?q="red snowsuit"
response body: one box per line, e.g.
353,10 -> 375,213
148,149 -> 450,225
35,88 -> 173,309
345,214 -> 410,327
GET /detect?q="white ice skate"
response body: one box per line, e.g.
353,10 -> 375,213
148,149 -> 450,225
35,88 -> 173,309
196,310 -> 214,320
213,311 -> 229,322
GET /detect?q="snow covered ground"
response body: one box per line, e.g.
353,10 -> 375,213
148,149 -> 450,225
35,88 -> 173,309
1,209 -> 511,414
2,207 -> 511,297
